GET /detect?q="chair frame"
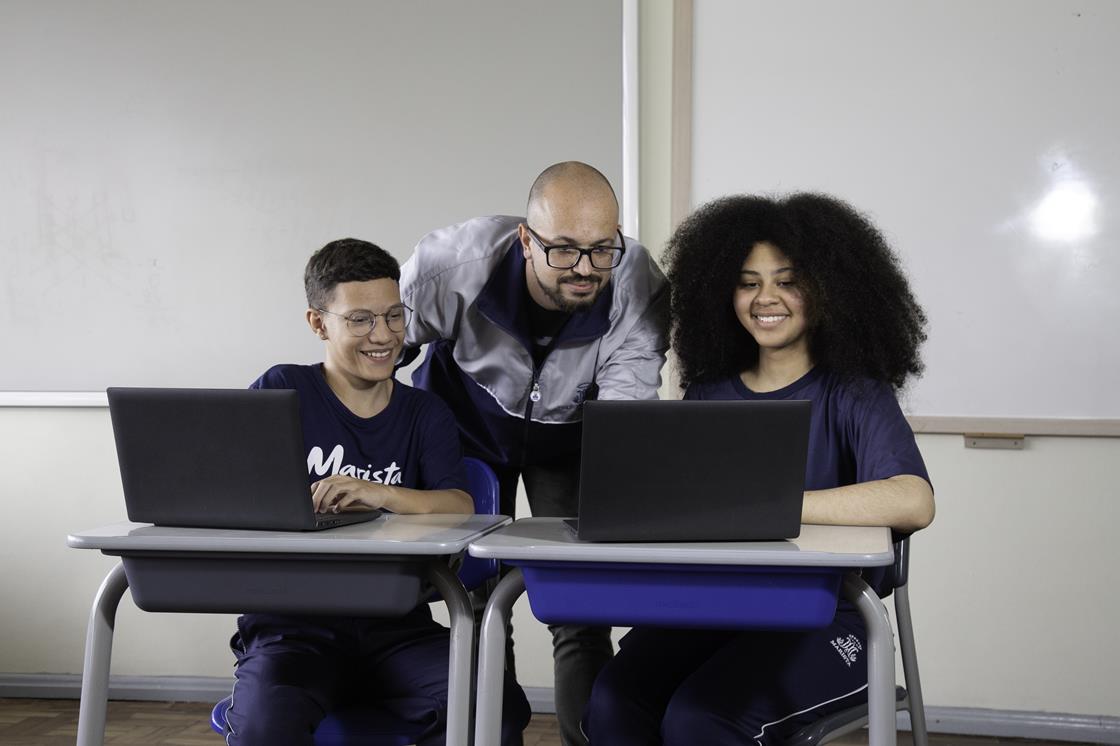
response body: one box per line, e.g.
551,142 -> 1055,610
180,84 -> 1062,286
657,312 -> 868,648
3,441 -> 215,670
785,538 -> 929,746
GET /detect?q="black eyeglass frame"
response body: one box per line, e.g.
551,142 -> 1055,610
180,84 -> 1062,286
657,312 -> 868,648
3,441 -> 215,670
315,304 -> 413,336
524,226 -> 627,270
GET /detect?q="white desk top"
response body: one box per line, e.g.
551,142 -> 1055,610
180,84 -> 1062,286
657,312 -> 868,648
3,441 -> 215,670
68,514 -> 510,555
468,518 -> 893,567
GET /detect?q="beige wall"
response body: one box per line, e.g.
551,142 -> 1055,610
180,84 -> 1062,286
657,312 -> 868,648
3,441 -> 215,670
2,407 -> 1118,715
905,433 -> 1118,714
0,407 -> 236,677
0,404 -> 569,688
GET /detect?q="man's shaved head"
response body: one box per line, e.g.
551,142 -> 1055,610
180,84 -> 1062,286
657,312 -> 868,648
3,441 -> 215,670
526,161 -> 619,232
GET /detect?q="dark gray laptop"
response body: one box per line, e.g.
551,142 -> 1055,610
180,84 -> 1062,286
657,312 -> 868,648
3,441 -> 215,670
568,399 -> 810,542
107,387 -> 380,531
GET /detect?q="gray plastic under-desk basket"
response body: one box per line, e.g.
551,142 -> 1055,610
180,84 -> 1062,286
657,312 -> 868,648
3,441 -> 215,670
113,551 -> 429,615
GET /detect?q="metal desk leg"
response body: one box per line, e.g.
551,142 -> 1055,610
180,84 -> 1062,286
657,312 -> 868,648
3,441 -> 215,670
77,562 -> 129,746
474,568 -> 525,746
426,560 -> 475,746
843,572 -> 896,746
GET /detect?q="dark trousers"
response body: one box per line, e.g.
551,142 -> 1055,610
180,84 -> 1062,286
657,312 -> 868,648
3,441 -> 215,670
224,612 -> 530,746
584,606 -> 870,745
485,462 -> 614,746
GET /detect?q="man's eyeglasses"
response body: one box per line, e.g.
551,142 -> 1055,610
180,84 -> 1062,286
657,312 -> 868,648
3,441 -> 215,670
317,304 -> 412,335
525,226 -> 626,270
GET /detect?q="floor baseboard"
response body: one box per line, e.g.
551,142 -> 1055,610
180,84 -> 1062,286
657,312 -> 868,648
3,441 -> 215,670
2,675 -> 1116,744
0,673 -> 233,702
898,708 -> 1120,745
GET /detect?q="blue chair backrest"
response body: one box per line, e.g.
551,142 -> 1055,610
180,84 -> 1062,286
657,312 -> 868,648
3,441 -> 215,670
457,456 -> 500,591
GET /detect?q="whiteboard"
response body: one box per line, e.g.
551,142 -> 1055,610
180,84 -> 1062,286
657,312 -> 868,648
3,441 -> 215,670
691,0 -> 1119,419
0,0 -> 622,391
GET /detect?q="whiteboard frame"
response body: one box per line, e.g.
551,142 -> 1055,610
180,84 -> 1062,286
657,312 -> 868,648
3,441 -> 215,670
0,392 -> 108,407
621,0 -> 640,237
908,416 -> 1120,438
4,391 -> 1117,437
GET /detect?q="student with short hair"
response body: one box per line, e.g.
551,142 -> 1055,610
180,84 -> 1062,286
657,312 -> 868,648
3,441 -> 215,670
222,238 -> 530,746
584,194 -> 936,745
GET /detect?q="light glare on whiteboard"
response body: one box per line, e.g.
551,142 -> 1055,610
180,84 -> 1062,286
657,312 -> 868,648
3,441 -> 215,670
1029,180 -> 1098,242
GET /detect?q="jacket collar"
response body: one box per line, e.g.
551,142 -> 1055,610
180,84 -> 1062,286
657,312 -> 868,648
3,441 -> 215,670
476,238 -> 614,350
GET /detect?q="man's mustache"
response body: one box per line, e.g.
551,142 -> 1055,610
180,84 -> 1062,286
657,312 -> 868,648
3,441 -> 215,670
559,274 -> 602,286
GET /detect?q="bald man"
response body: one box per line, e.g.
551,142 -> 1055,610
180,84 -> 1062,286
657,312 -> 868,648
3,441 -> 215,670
400,162 -> 668,745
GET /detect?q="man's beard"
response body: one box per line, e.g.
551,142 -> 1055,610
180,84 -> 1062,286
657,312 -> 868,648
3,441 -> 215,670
535,271 -> 603,313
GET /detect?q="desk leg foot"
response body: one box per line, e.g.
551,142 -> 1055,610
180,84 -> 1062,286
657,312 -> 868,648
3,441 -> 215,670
474,568 -> 525,746
427,560 -> 474,746
843,572 -> 896,746
77,562 -> 129,746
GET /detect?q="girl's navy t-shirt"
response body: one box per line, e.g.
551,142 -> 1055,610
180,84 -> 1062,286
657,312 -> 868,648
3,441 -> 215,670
685,367 -> 929,492
685,368 -> 931,596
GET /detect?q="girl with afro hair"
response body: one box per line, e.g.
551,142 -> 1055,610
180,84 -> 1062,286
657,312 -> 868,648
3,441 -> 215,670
584,193 -> 935,745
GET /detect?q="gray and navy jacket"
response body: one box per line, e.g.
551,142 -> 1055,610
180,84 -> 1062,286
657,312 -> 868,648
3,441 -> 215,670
400,215 -> 668,469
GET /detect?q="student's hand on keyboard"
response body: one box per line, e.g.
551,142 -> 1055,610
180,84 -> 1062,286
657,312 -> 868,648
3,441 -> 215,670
310,475 -> 388,513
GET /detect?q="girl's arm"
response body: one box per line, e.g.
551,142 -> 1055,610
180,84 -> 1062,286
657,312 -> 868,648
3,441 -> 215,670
801,474 -> 934,533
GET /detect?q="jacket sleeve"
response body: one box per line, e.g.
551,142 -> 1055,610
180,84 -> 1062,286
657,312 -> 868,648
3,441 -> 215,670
594,281 -> 669,401
400,239 -> 461,348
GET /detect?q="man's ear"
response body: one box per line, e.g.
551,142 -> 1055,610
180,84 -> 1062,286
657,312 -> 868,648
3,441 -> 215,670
306,308 -> 327,340
518,223 -> 533,260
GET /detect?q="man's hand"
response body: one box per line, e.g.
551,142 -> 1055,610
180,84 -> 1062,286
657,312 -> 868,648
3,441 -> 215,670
310,475 -> 388,513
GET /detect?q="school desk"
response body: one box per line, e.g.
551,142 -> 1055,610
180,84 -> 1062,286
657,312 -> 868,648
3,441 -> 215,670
67,513 -> 509,746
468,518 -> 898,746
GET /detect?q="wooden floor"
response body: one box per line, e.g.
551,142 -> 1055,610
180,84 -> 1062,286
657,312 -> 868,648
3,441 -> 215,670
0,698 -> 1097,746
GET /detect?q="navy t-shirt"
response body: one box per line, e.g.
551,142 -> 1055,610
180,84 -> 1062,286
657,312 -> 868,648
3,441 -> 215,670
685,367 -> 929,491
685,368 -> 931,595
240,364 -> 468,631
250,363 -> 468,497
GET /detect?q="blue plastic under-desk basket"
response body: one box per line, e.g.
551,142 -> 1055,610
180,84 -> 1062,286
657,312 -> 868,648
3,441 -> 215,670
511,561 -> 844,629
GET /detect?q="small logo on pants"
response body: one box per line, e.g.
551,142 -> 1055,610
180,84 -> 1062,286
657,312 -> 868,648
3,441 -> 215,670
830,634 -> 863,667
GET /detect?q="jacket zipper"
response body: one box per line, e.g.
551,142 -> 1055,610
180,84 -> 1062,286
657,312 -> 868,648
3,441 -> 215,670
520,367 -> 543,468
